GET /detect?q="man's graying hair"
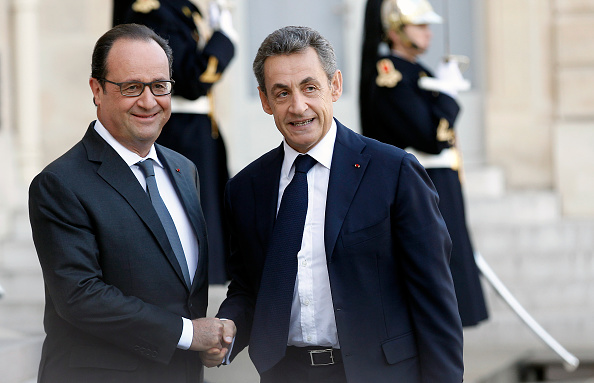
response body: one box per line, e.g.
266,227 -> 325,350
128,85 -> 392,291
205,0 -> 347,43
253,26 -> 338,94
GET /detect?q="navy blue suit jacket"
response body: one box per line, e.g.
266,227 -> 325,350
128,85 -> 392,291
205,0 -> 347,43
29,122 -> 209,382
217,120 -> 463,382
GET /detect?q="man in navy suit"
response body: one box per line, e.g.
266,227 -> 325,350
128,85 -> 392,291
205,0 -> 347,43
215,26 -> 463,382
28,24 -> 233,382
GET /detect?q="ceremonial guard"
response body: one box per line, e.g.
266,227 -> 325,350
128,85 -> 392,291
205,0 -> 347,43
360,0 -> 488,326
113,0 -> 235,284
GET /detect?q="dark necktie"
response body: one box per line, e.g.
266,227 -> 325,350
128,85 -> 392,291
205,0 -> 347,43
249,154 -> 318,373
137,159 -> 191,288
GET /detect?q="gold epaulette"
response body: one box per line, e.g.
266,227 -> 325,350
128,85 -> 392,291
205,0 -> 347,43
376,59 -> 402,88
132,0 -> 160,13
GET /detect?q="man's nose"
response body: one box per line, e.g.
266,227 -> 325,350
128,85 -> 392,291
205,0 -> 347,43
136,85 -> 157,108
289,92 -> 307,115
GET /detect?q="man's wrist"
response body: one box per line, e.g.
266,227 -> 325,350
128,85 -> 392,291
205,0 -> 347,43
177,317 -> 193,350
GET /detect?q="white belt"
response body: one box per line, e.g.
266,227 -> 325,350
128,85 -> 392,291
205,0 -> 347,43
170,95 -> 210,114
405,147 -> 460,170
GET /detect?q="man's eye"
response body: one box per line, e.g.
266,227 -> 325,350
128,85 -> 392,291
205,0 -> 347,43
123,83 -> 141,92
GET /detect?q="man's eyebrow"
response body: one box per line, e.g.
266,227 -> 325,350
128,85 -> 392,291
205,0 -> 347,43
300,77 -> 318,86
270,83 -> 289,93
270,77 -> 319,93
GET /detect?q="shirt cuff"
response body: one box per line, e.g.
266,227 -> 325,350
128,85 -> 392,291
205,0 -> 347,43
177,317 -> 193,350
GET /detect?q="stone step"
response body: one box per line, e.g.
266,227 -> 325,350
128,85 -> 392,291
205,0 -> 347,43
468,291 -> 594,349
480,274 -> 593,311
469,218 -> 594,310
464,165 -> 507,199
466,347 -> 594,383
475,247 -> 593,286
463,164 -> 562,227
471,219 -> 594,254
466,189 -> 562,226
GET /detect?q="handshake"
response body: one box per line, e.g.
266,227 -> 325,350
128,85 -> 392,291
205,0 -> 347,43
190,317 -> 236,367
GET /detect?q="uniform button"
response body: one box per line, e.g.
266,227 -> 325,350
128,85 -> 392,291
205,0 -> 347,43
307,336 -> 312,342
304,300 -> 310,306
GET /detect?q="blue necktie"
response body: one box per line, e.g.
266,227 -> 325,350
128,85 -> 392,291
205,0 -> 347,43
137,159 -> 191,288
249,154 -> 318,373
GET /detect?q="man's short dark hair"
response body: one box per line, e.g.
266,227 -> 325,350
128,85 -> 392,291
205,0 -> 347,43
253,26 -> 337,94
91,23 -> 173,89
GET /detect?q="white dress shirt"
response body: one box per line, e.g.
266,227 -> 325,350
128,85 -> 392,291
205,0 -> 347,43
94,120 -> 197,349
280,120 -> 339,348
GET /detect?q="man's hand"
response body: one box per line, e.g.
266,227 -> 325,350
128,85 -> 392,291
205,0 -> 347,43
189,317 -> 225,351
199,319 -> 236,367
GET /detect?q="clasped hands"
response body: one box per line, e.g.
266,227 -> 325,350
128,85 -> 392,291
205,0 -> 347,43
190,317 -> 236,367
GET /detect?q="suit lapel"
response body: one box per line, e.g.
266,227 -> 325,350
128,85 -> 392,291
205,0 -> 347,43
83,124 -> 192,290
324,121 -> 370,261
252,145 -> 284,250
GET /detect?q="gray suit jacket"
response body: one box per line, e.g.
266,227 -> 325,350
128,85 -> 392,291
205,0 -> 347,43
29,122 -> 209,382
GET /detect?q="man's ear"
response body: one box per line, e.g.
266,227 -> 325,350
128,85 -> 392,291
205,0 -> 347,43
258,86 -> 273,115
89,77 -> 102,106
330,70 -> 343,102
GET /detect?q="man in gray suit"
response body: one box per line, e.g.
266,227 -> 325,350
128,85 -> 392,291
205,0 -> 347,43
28,23 -> 233,382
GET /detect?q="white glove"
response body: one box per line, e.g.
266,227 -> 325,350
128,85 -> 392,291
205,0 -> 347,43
219,9 -> 238,43
209,3 -> 238,43
419,59 -> 470,97
209,2 -> 221,29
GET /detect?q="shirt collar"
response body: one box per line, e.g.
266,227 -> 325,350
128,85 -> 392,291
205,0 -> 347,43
282,119 -> 336,178
93,119 -> 163,169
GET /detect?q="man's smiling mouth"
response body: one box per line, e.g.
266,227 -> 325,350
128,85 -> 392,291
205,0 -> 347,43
134,112 -> 159,119
291,118 -> 314,127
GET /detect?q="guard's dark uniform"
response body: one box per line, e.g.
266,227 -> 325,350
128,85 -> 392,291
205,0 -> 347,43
362,54 -> 488,327
114,0 -> 235,284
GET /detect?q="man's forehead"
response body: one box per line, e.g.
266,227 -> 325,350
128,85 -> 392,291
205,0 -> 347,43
106,38 -> 168,76
264,50 -> 323,80
109,38 -> 159,57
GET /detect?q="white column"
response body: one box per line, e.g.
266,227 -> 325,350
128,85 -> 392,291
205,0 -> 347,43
0,0 -> 20,240
12,0 -> 41,184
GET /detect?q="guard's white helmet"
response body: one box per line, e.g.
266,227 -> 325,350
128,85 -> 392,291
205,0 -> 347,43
381,0 -> 442,31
